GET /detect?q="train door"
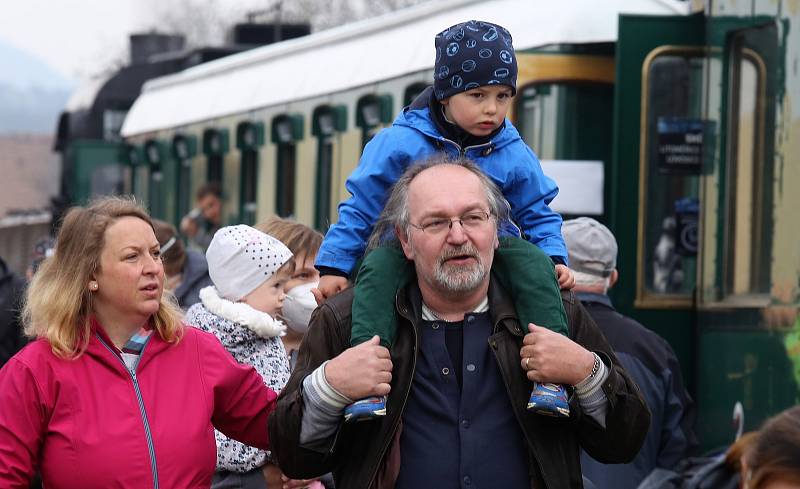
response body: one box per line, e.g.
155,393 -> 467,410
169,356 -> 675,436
695,18 -> 796,449
611,14 -> 705,399
616,13 -> 797,450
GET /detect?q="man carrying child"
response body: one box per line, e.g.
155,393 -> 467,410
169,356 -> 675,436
269,157 -> 650,489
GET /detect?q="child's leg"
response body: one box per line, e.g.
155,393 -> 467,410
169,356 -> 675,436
493,237 -> 570,417
346,245 -> 411,422
493,237 -> 568,336
350,245 -> 413,348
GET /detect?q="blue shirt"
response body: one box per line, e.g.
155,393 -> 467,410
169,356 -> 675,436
395,312 -> 529,489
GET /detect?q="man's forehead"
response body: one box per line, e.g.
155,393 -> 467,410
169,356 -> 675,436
407,165 -> 487,214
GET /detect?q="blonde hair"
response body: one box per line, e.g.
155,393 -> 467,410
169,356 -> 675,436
256,216 -> 323,259
23,196 -> 184,358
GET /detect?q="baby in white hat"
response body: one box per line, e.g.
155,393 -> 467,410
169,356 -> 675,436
184,224 -> 294,480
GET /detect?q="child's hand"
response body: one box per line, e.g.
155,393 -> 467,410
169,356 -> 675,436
555,264 -> 575,290
312,275 -> 350,305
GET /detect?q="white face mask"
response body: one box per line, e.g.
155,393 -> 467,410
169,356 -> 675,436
281,281 -> 319,334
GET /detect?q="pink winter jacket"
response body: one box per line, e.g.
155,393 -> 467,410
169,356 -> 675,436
0,323 -> 278,488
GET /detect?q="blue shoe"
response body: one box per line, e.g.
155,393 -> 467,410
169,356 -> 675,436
527,382 -> 570,417
344,396 -> 387,423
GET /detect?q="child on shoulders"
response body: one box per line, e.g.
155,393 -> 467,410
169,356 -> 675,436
313,20 -> 575,421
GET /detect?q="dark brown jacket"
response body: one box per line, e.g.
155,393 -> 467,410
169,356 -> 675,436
269,278 -> 650,489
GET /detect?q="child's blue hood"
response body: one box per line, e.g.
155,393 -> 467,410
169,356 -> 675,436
392,87 -> 523,152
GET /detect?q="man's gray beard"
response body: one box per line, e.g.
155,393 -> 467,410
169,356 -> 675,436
432,244 -> 487,293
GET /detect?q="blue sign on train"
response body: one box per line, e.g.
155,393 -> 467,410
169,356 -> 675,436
656,117 -> 705,174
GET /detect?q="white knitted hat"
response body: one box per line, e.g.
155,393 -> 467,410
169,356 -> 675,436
206,225 -> 293,301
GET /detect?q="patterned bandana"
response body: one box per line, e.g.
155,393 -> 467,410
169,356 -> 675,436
433,20 -> 518,101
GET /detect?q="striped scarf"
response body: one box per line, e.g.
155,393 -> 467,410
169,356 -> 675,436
121,327 -> 154,355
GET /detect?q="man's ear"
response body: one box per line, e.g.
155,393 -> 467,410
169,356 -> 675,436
608,269 -> 619,288
493,234 -> 499,250
396,225 -> 414,260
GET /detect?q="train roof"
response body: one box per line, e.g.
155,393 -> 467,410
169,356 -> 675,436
121,0 -> 693,137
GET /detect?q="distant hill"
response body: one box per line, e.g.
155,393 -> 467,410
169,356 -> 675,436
0,39 -> 74,134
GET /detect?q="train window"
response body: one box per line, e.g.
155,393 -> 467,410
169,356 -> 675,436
721,32 -> 771,299
312,105 -> 346,232
144,140 -> 165,219
637,49 -> 705,306
356,94 -> 393,149
236,122 -> 265,225
127,145 -> 150,209
103,109 -> 127,141
202,128 -> 229,186
517,82 -> 614,162
171,134 -> 197,227
272,115 -> 304,218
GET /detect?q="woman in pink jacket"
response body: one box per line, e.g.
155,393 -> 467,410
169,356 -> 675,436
0,197 -> 278,488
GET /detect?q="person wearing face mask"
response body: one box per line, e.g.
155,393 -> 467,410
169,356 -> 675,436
257,216 -> 323,367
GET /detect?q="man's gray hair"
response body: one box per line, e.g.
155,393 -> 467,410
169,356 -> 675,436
367,154 -> 511,249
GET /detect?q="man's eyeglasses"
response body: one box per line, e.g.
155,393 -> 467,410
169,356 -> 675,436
409,211 -> 492,235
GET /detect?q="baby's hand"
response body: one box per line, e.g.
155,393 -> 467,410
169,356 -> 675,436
555,264 -> 575,290
312,275 -> 350,305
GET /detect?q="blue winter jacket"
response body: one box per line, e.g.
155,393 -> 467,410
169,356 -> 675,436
316,89 -> 567,275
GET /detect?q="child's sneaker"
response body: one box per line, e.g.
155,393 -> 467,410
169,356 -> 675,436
527,382 -> 570,417
344,395 -> 387,422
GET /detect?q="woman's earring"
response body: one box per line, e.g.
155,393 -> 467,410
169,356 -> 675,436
89,281 -> 99,292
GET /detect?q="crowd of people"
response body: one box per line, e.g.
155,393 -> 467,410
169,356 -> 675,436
1,18 -> 798,489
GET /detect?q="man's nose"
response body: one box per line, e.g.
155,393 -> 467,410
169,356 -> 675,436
445,220 -> 468,244
484,99 -> 497,114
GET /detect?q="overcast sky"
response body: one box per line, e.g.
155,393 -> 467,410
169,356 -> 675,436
0,0 -> 141,81
0,0 -> 275,82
